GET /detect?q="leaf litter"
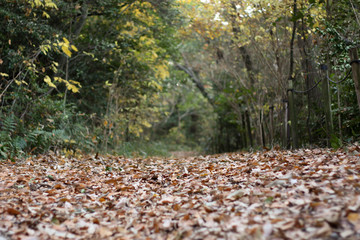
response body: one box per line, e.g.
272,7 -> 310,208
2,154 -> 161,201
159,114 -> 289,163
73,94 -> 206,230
1,146 -> 360,239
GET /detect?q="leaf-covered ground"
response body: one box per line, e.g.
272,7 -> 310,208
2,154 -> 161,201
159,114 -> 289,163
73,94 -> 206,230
1,147 -> 360,240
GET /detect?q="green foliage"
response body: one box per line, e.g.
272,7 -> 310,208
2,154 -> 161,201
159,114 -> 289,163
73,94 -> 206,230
2,0 -> 360,159
330,134 -> 342,149
0,114 -> 62,159
0,0 -> 182,158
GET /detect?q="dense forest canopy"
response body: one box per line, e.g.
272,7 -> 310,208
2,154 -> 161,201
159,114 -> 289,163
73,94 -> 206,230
0,0 -> 360,158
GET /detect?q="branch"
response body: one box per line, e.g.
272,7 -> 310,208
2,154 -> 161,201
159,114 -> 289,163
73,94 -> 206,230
174,62 -> 214,107
73,2 -> 89,38
288,0 -> 297,81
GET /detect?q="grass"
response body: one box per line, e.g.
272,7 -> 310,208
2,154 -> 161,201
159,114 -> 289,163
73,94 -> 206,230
113,140 -> 196,158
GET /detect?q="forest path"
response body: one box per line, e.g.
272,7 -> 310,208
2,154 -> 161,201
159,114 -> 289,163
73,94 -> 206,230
1,147 -> 360,239
170,151 -> 199,158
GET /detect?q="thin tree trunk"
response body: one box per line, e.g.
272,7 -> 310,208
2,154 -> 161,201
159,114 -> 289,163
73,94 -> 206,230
283,100 -> 289,148
241,112 -> 248,148
269,106 -> 274,145
260,110 -> 265,147
322,67 -> 333,147
337,85 -> 343,141
245,110 -> 253,148
349,48 -> 360,112
56,2 -> 89,76
288,0 -> 298,148
230,2 -> 256,86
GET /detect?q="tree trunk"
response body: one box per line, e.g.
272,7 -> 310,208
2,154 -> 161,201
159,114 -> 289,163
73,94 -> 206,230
337,84 -> 343,141
283,100 -> 289,148
349,48 -> 360,112
269,106 -> 274,145
261,110 -> 266,147
241,112 -> 248,148
322,66 -> 333,147
297,31 -> 323,110
245,110 -> 253,148
230,2 -> 256,86
288,0 -> 298,148
239,46 -> 255,86
288,86 -> 298,148
56,2 -> 89,76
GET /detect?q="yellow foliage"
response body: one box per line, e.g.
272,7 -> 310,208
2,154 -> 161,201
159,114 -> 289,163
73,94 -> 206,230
44,75 -> 56,88
15,80 -> 28,86
66,83 -> 80,93
54,77 -> 81,93
129,124 -> 143,137
140,119 -> 152,128
27,0 -> 58,9
62,37 -> 70,44
71,45 -> 78,52
155,64 -> 169,80
0,73 -> 9,77
44,0 -> 58,9
42,11 -> 50,18
69,80 -> 81,87
57,37 -> 77,57
61,45 -> 72,57
149,80 -> 163,91
33,0 -> 42,7
40,41 -> 52,55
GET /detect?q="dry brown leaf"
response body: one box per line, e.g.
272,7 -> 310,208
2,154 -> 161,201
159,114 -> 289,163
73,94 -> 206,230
1,150 -> 360,239
98,226 -> 113,238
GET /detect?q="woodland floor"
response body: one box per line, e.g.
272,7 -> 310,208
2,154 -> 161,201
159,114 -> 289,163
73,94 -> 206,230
1,147 -> 360,239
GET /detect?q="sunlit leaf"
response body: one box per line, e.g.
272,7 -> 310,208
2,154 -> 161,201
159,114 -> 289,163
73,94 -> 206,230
61,45 -> 72,57
44,75 -> 56,88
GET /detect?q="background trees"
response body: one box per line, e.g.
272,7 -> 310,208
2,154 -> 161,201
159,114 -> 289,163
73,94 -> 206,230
0,0 -> 359,158
171,0 -> 360,152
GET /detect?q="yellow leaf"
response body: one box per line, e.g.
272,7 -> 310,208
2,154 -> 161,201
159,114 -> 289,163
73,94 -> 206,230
71,45 -> 78,52
42,11 -> 50,18
44,0 -> 58,9
15,80 -> 28,86
155,64 -> 169,80
44,76 -> 56,88
69,80 -> 81,87
141,120 -> 152,128
0,73 -> 9,77
103,120 -> 108,127
66,83 -> 79,93
40,44 -> 51,55
83,51 -> 95,58
61,45 -> 72,57
62,37 -> 70,44
34,0 -> 43,7
54,76 -> 65,83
